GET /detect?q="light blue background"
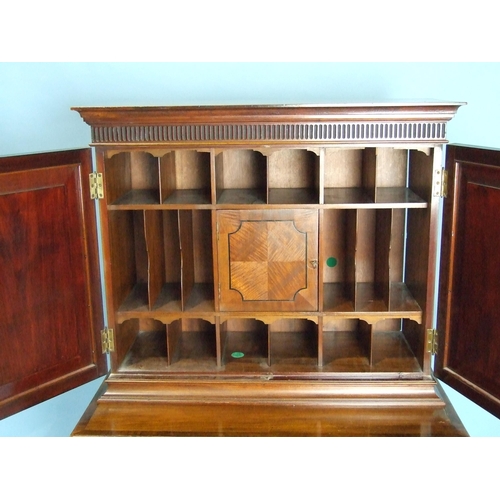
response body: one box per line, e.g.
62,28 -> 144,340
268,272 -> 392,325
1,62 -> 499,436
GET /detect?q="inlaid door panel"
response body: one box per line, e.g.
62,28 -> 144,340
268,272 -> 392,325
217,210 -> 318,312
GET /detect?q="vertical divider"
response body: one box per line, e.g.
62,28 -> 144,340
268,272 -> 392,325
318,148 -> 325,204
358,320 -> 373,367
155,153 -> 163,205
317,316 -> 324,367
389,208 -> 405,282
267,322 -> 272,367
374,209 -> 392,310
162,210 -> 181,309
362,148 -> 377,202
220,318 -> 228,367
317,151 -> 325,313
166,319 -> 182,366
265,153 -> 270,204
210,149 -> 217,205
144,210 -> 166,310
346,210 -> 357,309
133,210 -> 148,299
215,316 -> 222,368
211,209 -> 220,312
178,210 -> 194,311
314,149 -> 321,204
354,209 -> 377,310
318,209 -> 325,312
159,151 -> 174,203
214,149 -> 223,204
388,208 -> 406,309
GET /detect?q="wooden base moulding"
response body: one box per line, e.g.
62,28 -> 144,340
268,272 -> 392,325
99,377 -> 445,408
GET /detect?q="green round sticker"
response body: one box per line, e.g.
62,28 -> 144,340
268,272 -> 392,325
231,351 -> 245,359
326,257 -> 338,268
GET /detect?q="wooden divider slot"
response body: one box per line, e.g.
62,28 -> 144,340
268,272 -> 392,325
322,207 -> 421,319
105,152 -> 161,206
118,319 -> 168,372
269,319 -> 318,370
321,318 -> 422,374
160,150 -> 211,206
167,318 -> 217,370
216,149 -> 267,205
323,148 -> 426,207
268,149 -> 320,204
220,318 -> 269,372
178,210 -> 214,311
109,210 -> 149,313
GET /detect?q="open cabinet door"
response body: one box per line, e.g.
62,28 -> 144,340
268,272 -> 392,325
0,149 -> 107,420
436,145 -> 500,419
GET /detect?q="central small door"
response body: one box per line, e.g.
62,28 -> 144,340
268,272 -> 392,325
217,209 -> 318,312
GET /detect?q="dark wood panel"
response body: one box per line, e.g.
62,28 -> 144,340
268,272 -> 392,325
437,145 -> 500,419
0,149 -> 106,419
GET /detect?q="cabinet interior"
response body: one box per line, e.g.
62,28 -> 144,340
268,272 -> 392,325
102,146 -> 434,381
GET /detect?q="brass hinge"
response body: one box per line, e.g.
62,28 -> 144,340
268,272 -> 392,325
89,172 -> 104,200
427,329 -> 438,355
101,327 -> 115,354
433,169 -> 448,198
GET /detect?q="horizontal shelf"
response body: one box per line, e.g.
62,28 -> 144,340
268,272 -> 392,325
268,188 -> 319,205
117,284 -> 420,322
217,188 -> 266,205
323,282 -> 422,322
117,283 -> 215,320
108,188 -> 426,209
323,187 -> 427,208
110,189 -> 160,206
162,189 -> 211,205
108,190 -> 212,209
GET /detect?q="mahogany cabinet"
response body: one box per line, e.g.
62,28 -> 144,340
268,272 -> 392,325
1,103 -> 499,433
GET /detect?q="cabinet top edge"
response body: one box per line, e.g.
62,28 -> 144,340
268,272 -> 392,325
72,102 -> 465,126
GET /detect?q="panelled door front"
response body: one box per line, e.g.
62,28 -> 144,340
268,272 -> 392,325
217,209 -> 318,312
0,149 -> 107,420
436,145 -> 500,419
